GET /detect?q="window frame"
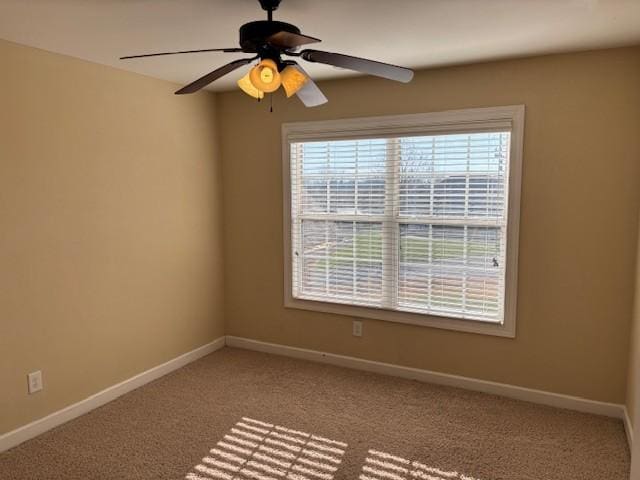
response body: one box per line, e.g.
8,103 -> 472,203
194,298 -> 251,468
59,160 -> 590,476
282,106 -> 524,338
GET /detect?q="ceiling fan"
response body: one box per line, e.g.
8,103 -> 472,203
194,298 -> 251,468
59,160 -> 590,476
120,0 -> 414,107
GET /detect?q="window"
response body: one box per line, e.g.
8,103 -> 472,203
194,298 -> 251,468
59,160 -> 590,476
283,106 -> 524,337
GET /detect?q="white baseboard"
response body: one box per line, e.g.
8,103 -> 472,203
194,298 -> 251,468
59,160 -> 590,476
226,336 -> 626,421
3,335 -> 632,454
0,336 -> 226,453
624,406 -> 634,450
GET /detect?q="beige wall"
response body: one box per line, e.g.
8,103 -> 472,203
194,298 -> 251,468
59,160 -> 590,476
2,40 -> 639,439
219,46 -> 640,404
0,40 -> 224,434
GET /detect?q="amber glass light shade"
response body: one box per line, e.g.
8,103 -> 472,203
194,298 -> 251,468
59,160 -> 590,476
237,72 -> 265,99
280,65 -> 309,98
249,59 -> 281,93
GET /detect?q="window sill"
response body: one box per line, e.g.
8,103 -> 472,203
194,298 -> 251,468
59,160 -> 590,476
284,296 -> 516,338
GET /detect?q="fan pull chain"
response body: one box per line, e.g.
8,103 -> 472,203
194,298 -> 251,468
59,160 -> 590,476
270,94 -> 273,113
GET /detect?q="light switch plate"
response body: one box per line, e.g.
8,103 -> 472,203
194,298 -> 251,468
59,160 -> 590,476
28,370 -> 43,394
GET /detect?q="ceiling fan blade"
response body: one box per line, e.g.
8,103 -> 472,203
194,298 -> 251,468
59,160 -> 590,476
300,49 -> 414,83
267,31 -> 321,49
297,77 -> 328,107
175,58 -> 255,95
288,63 -> 327,107
120,48 -> 242,60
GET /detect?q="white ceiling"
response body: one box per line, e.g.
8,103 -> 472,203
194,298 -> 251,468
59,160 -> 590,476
1,0 -> 639,91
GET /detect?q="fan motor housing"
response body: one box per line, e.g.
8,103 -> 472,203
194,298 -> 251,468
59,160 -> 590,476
239,20 -> 301,52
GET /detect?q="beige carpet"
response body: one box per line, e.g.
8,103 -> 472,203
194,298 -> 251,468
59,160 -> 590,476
0,347 -> 629,479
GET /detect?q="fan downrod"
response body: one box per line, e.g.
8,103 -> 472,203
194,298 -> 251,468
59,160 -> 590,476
258,0 -> 282,21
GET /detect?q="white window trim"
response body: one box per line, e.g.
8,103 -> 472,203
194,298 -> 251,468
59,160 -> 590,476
282,105 -> 524,338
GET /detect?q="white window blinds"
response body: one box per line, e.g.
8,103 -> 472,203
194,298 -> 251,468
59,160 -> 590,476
289,130 -> 512,324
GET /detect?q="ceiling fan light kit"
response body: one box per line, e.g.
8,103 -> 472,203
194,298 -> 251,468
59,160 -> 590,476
120,0 -> 414,107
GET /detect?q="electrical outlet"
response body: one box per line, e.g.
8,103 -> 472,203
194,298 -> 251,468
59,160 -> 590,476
352,320 -> 363,337
27,370 -> 43,394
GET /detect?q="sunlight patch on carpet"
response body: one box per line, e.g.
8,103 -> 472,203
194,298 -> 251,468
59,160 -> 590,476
186,417 -> 347,480
359,449 -> 481,480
